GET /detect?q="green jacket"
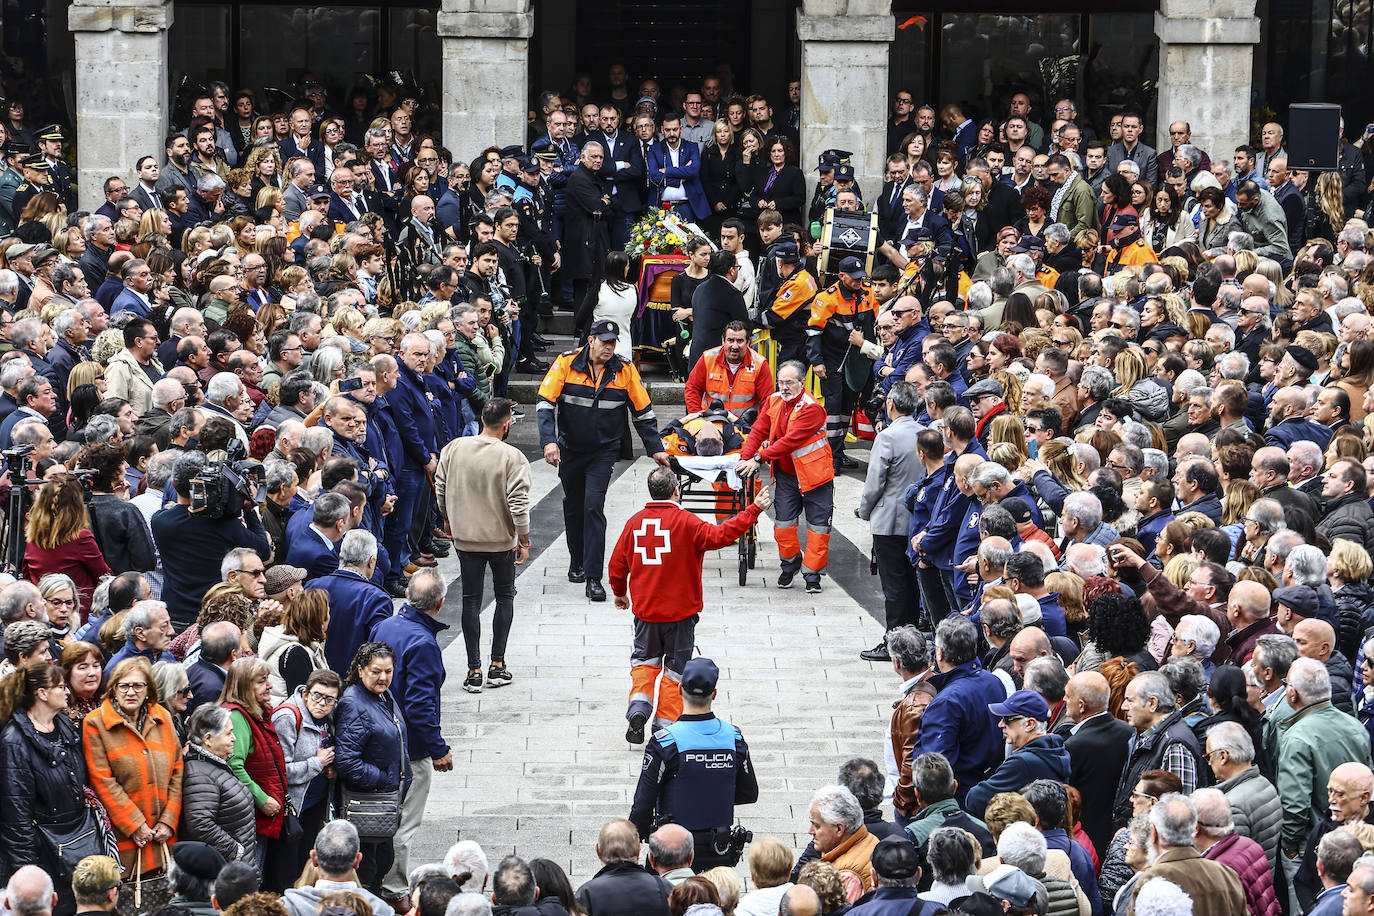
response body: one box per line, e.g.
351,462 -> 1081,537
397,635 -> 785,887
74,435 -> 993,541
452,332 -> 491,408
1276,699 -> 1372,851
1054,176 -> 1100,237
903,797 -> 988,848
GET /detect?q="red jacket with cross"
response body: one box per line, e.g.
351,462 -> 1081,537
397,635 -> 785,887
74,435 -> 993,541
609,499 -> 762,622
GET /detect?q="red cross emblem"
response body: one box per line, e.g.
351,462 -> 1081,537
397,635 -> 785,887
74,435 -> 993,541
633,518 -> 671,565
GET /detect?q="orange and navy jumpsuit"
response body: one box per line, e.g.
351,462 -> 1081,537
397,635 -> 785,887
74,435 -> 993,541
740,389 -> 835,579
806,279 -> 877,456
762,268 -> 818,366
537,346 -> 664,579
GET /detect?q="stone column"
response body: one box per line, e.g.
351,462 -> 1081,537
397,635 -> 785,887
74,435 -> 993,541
1154,0 -> 1260,155
438,0 -> 533,157
68,0 -> 173,212
797,0 -> 894,196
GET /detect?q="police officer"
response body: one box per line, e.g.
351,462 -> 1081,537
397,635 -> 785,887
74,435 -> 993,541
629,657 -> 759,868
807,256 -> 878,470
35,125 -> 74,211
9,154 -> 52,218
761,241 -> 816,366
537,318 -> 669,602
0,142 -> 23,235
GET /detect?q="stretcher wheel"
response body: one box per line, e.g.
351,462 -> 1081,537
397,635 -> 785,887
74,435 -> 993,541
747,537 -> 756,569
738,549 -> 749,586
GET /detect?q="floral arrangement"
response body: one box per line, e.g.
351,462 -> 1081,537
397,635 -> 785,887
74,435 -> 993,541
626,206 -> 716,258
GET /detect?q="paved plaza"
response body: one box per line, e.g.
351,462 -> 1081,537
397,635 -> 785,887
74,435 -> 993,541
407,452 -> 894,882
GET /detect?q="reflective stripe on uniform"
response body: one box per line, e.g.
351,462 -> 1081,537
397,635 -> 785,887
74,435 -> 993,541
805,523 -> 832,535
793,439 -> 828,459
562,394 -> 622,409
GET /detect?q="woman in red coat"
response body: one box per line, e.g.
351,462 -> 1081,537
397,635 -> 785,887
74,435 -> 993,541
219,657 -> 289,891
22,475 -> 112,623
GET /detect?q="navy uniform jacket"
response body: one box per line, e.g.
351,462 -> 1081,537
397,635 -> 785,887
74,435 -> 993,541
905,466 -> 947,564
283,512 -> 341,580
371,604 -> 449,761
388,363 -> 439,468
315,568 -> 395,675
629,712 -> 758,839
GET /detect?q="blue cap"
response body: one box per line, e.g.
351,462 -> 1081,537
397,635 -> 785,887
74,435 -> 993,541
988,689 -> 1050,721
774,241 -> 801,264
681,657 -> 720,697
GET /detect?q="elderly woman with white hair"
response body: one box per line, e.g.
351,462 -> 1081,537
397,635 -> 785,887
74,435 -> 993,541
1167,615 -> 1220,685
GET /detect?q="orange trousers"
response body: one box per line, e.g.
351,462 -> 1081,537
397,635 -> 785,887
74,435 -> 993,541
629,616 -> 697,726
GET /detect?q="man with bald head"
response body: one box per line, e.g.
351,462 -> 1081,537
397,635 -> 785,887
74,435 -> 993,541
1267,385 -> 1334,450
1008,626 -> 1051,680
778,884 -> 821,916
1293,618 -> 1355,714
978,594 -> 1021,694
1293,762 -> 1374,911
576,817 -> 672,913
1223,579 -> 1279,666
645,823 -> 694,885
1064,670 -> 1133,854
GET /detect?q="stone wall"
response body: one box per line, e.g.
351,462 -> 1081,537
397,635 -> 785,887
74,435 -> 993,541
797,1 -> 894,197
68,0 -> 172,211
438,0 -> 533,160
1154,0 -> 1260,156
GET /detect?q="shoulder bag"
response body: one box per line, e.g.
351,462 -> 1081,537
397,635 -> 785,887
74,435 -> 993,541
338,702 -> 404,839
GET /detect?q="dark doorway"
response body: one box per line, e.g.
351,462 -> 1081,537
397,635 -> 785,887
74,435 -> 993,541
574,0 -> 753,98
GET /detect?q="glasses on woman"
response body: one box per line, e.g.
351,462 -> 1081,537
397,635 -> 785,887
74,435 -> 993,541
307,691 -> 339,707
114,682 -> 148,694
46,597 -> 76,607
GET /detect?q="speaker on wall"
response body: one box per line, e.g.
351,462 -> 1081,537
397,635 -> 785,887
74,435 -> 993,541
1287,103 -> 1342,171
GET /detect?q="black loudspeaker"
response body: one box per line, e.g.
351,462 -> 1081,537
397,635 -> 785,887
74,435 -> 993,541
1287,103 -> 1342,170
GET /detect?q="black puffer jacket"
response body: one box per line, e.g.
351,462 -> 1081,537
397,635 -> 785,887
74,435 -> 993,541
1328,652 -> 1357,716
1317,493 -> 1374,555
0,709 -> 91,910
179,743 -> 258,863
1336,581 -> 1374,662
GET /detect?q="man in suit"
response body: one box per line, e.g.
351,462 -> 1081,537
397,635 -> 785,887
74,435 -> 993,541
878,185 -> 952,266
284,491 -> 352,580
593,104 -> 645,252
94,176 -> 129,222
327,165 -> 368,224
282,158 -> 317,222
1064,670 -> 1133,858
968,158 -> 1026,247
941,103 -> 979,159
875,153 -> 912,245
129,156 -> 162,215
647,112 -> 709,221
278,104 -> 323,170
857,382 -> 923,660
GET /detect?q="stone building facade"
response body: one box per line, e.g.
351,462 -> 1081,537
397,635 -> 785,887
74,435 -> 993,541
63,0 -> 1259,210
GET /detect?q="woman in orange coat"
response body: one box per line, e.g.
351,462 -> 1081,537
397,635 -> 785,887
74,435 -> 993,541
83,655 -> 183,878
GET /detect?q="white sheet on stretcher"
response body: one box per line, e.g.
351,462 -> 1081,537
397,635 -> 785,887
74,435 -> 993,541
675,455 -> 743,490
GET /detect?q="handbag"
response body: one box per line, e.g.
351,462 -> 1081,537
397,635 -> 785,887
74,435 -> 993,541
35,808 -> 107,873
117,843 -> 173,916
338,704 -> 404,839
272,741 -> 303,844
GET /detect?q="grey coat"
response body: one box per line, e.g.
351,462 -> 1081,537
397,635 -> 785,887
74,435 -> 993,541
180,744 -> 258,863
1220,765 -> 1282,872
857,414 -> 924,536
271,686 -> 331,810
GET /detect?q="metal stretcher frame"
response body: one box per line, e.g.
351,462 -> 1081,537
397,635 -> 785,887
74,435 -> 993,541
667,456 -> 760,586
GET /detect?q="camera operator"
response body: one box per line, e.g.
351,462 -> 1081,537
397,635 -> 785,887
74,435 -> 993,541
150,451 -> 269,629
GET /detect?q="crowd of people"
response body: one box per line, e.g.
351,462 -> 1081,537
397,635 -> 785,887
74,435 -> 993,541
1,49 -> 1374,916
